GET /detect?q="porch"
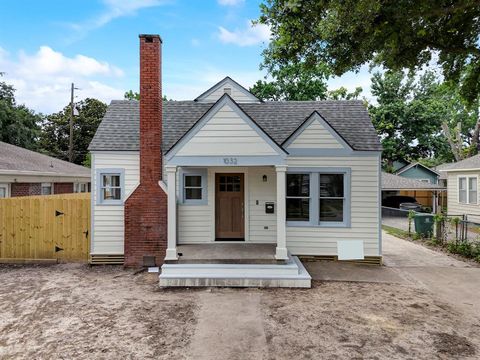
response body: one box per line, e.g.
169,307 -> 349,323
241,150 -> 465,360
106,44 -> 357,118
159,244 -> 311,288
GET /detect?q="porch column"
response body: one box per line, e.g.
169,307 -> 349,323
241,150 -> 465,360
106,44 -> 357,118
275,165 -> 288,260
165,165 -> 178,261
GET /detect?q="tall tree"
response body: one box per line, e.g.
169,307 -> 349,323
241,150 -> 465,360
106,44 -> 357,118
124,90 -> 170,101
0,77 -> 40,149
259,1 -> 480,154
39,98 -> 107,165
369,70 -> 455,168
250,62 -> 330,101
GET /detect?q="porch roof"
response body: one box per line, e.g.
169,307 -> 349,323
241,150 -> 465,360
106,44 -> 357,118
89,99 -> 382,152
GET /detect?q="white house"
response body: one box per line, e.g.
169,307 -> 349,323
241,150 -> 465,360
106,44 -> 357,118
441,154 -> 480,223
88,34 -> 382,287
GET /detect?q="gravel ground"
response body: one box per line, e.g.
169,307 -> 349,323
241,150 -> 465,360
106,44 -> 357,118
0,264 -> 479,359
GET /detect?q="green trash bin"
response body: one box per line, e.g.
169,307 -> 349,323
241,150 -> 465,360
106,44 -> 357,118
414,213 -> 434,237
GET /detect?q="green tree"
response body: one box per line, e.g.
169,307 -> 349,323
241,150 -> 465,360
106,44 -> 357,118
124,90 -> 170,101
39,98 -> 107,165
250,62 -> 330,101
0,77 -> 40,149
258,0 -> 480,104
369,70 -> 455,168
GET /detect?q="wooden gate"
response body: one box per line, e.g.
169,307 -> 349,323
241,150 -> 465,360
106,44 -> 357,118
0,193 -> 90,263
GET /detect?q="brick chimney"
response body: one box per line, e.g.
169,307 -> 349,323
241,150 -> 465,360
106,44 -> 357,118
124,34 -> 167,267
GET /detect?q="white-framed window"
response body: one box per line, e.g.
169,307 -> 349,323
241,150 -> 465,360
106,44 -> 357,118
96,169 -> 124,205
0,183 -> 9,198
458,176 -> 478,204
74,182 -> 89,193
41,183 -> 53,195
286,168 -> 351,227
180,168 -> 207,205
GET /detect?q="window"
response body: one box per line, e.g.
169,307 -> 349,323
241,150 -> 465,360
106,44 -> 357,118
459,176 -> 477,204
96,169 -> 124,205
184,175 -> 202,200
286,169 -> 351,227
419,179 -> 430,183
319,174 -> 344,222
0,184 -> 8,198
41,183 -> 53,195
74,182 -> 89,193
180,168 -> 207,204
286,174 -> 310,221
469,177 -> 477,204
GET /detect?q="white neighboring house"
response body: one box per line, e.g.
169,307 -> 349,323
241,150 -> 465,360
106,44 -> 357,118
88,34 -> 383,287
0,141 -> 91,198
441,154 -> 480,223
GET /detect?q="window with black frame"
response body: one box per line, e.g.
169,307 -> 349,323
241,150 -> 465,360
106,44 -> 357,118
319,174 -> 344,222
184,175 -> 202,200
286,173 -> 310,221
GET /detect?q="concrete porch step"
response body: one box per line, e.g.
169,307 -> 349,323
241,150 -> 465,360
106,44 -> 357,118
159,255 -> 311,288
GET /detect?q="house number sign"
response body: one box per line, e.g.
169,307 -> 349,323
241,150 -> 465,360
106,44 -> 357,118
223,157 -> 238,165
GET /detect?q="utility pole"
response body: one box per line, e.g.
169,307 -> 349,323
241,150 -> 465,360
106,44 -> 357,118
69,83 -> 75,163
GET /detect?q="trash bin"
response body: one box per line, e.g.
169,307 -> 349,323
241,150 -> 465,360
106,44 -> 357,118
414,213 -> 434,237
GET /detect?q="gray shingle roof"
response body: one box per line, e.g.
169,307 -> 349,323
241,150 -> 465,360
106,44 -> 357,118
0,141 -> 91,177
439,154 -> 480,172
382,172 -> 445,190
89,99 -> 382,152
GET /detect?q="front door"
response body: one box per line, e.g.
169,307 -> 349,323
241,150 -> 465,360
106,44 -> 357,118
215,173 -> 244,240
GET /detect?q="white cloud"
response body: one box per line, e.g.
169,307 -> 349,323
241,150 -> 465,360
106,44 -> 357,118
0,46 -> 125,113
218,21 -> 270,46
68,0 -> 170,39
217,0 -> 244,6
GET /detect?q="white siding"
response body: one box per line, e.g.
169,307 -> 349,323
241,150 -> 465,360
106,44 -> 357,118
447,170 -> 480,223
287,119 -> 344,149
91,152 -> 139,254
200,79 -> 259,103
248,167 -> 276,243
176,104 -> 278,156
286,156 -> 381,257
177,166 -> 277,244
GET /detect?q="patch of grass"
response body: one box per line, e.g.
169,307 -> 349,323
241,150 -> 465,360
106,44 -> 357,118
382,225 -> 411,240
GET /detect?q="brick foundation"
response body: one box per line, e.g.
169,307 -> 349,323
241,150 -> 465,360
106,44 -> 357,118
124,34 -> 167,267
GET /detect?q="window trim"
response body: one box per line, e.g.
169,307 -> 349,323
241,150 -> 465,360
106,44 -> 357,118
0,183 -> 10,198
458,175 -> 478,205
179,168 -> 208,205
96,168 -> 125,206
41,182 -> 53,195
286,167 -> 351,228
74,182 -> 89,193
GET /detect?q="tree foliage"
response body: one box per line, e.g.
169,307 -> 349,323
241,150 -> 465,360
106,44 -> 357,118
369,70 -> 477,167
0,78 -> 41,150
124,90 -> 170,101
258,0 -> 480,104
39,98 -> 107,165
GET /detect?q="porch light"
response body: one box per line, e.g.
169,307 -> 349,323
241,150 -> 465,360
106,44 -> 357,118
263,175 -> 267,182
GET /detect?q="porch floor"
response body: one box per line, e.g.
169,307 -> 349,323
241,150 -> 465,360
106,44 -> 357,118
175,244 -> 278,264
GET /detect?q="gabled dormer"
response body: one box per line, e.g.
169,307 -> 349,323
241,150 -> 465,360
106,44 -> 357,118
194,76 -> 261,103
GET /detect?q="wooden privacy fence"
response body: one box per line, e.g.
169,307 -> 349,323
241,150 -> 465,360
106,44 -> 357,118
0,193 -> 90,263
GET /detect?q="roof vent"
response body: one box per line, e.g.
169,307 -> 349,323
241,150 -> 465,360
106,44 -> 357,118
224,87 -> 232,95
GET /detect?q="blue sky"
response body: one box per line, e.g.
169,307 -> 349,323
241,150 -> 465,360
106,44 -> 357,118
0,0 -> 372,113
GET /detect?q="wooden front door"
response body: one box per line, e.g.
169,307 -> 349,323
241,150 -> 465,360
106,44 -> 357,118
215,173 -> 245,240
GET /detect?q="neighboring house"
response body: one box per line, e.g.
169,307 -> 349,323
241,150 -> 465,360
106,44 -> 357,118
381,172 -> 445,212
395,162 -> 440,184
393,162 -> 443,208
88,34 -> 382,287
441,154 -> 480,223
0,141 -> 91,198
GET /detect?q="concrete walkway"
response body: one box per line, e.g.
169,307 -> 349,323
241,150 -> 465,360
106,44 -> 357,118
382,231 -> 480,320
187,291 -> 267,360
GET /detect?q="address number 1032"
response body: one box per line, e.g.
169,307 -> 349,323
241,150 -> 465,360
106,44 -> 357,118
223,157 -> 238,165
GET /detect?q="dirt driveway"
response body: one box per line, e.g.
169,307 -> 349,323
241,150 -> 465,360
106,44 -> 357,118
1,259 -> 479,359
